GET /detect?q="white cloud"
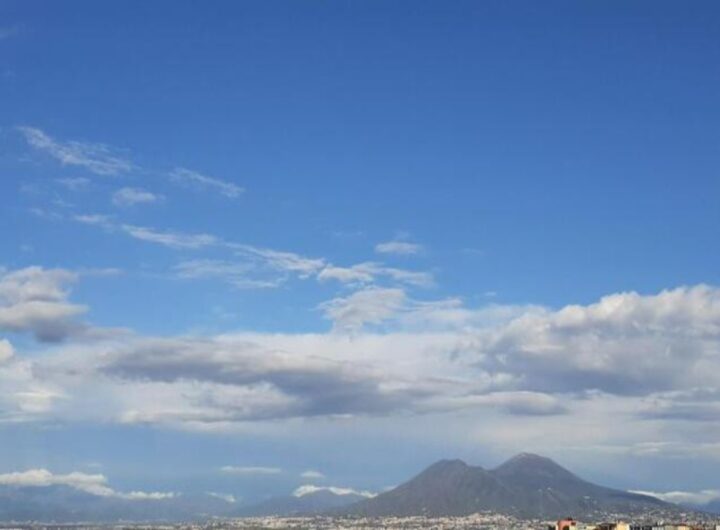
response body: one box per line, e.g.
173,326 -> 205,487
120,490 -> 176,500
318,262 -> 433,288
75,214 -> 112,226
72,216 -> 328,285
220,466 -> 282,475
112,187 -> 162,207
121,225 -> 219,249
318,264 -> 376,284
632,489 -> 720,506
6,279 -> 720,472
74,216 -> 325,285
293,484 -> 375,498
0,469 -> 174,500
375,241 -> 423,256
0,339 -> 14,362
170,167 -> 244,199
14,389 -> 65,414
320,287 -> 407,333
300,470 -> 325,480
17,127 -> 133,176
207,491 -> 237,503
466,285 -> 720,395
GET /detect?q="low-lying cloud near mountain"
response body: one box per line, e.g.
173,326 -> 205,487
0,469 -> 174,500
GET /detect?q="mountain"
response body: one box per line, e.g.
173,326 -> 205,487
682,499 -> 720,515
701,500 -> 720,514
345,453 -> 673,519
237,489 -> 368,517
0,485 -> 236,522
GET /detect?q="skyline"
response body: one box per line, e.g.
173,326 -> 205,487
1,0 -> 720,508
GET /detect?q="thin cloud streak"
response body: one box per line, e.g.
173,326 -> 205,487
170,167 -> 244,199
17,126 -> 133,176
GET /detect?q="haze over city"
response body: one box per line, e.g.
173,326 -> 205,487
1,0 -> 719,517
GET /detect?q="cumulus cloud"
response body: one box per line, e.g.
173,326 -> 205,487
17,127 -> 133,176
293,484 -> 375,498
0,266 -> 86,342
0,469 -> 174,500
375,241 -> 423,256
220,466 -> 281,475
112,187 -> 162,207
7,281 -> 720,469
468,285 -> 720,396
170,167 -> 244,199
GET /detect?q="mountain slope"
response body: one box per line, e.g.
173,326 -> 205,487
237,489 -> 367,517
346,453 -> 673,519
345,459 -> 515,517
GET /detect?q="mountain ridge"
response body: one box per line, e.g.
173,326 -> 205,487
344,453 -> 675,519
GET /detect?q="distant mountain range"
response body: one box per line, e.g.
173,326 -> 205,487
0,485 -> 235,522
344,453 -> 677,519
0,454 -> 701,522
236,489 -> 369,517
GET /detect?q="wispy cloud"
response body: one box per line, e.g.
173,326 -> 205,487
75,214 -> 112,226
318,262 -> 433,288
231,244 -> 326,278
375,240 -> 423,256
174,259 -> 283,289
121,225 -> 219,249
72,215 -> 327,284
300,470 -> 325,480
112,187 -> 163,207
56,177 -> 92,191
170,167 -> 244,199
17,126 -> 133,176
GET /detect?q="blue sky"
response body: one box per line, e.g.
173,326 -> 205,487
1,0 -> 720,506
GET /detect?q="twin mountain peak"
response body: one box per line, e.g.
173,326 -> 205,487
343,452 -> 670,518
